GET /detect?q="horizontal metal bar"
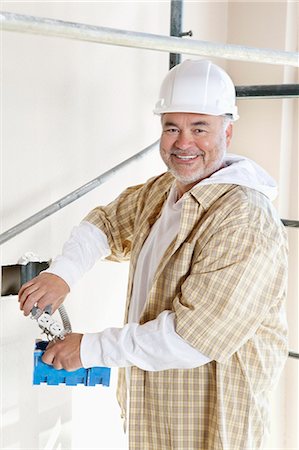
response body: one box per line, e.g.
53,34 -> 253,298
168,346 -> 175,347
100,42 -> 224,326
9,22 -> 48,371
1,11 -> 298,67
289,351 -> 299,360
236,84 -> 299,99
281,219 -> 299,228
0,140 -> 159,245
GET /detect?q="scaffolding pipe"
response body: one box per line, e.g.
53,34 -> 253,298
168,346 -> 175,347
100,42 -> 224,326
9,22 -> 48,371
0,140 -> 159,245
281,219 -> 299,228
236,84 -> 299,99
169,0 -> 183,69
289,351 -> 299,360
1,11 -> 298,67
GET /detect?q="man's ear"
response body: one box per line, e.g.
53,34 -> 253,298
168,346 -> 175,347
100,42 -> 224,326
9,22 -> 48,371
226,123 -> 233,147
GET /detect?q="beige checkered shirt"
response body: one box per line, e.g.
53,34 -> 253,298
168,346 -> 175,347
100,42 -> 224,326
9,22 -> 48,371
85,171 -> 288,450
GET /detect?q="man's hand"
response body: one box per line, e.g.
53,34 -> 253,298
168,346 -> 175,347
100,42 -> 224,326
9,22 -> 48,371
42,333 -> 83,371
18,272 -> 70,316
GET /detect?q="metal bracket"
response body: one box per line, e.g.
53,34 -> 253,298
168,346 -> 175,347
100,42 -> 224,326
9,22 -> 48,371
1,261 -> 49,296
179,30 -> 192,38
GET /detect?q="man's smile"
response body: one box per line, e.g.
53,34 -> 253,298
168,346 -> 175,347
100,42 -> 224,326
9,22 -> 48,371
173,154 -> 198,160
171,153 -> 203,163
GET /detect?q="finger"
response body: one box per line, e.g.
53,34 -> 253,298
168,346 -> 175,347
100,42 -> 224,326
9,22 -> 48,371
22,289 -> 47,316
43,345 -> 64,370
45,341 -> 55,350
52,360 -> 63,371
42,346 -> 56,366
18,279 -> 35,299
18,283 -> 40,309
20,291 -> 42,316
19,280 -> 40,301
19,278 -> 34,294
42,352 -> 53,365
34,293 -> 61,313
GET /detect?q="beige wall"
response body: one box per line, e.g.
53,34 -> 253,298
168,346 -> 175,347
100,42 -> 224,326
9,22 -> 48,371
1,1 -> 298,449
226,3 -> 298,448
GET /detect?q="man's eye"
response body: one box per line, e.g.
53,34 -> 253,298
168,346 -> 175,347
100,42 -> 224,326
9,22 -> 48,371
165,128 -> 179,134
194,129 -> 205,134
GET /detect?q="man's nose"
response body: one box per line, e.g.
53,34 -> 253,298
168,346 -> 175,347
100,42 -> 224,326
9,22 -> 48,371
174,131 -> 194,150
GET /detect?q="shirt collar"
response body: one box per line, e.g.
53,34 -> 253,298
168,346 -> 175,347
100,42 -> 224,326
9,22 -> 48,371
163,171 -> 236,211
188,183 -> 235,210
168,176 -> 235,211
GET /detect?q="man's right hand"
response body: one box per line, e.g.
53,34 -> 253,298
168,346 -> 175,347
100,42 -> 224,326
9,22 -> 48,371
18,272 -> 70,316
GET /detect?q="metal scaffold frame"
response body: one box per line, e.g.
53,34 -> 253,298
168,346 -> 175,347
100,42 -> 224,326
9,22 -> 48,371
0,11 -> 298,67
0,7 -> 298,245
0,3 -> 298,363
0,140 -> 160,245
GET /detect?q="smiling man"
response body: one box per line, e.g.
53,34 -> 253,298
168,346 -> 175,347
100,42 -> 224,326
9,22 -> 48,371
160,113 -> 232,196
19,60 -> 288,450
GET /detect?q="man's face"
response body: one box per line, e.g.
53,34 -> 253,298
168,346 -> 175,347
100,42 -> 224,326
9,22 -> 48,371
160,113 -> 233,197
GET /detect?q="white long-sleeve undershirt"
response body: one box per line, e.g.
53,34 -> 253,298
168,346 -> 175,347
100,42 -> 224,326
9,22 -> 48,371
46,196 -> 211,371
80,310 -> 211,371
45,221 -> 111,289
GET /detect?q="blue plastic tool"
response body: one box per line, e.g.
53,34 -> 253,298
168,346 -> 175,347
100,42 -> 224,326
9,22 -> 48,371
33,340 -> 110,386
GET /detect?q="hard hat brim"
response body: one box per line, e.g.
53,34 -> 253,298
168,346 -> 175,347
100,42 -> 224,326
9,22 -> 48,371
153,106 -> 239,121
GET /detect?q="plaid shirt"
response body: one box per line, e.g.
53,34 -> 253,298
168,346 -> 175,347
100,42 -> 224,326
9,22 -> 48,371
85,171 -> 288,450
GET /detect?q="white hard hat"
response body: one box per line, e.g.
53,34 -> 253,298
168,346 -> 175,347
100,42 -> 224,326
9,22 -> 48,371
154,59 -> 239,121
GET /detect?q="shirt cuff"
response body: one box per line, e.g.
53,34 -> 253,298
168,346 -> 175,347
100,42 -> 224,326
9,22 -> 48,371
44,257 -> 82,290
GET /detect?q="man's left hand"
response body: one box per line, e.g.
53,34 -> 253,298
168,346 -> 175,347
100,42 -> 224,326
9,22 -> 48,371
42,333 -> 83,371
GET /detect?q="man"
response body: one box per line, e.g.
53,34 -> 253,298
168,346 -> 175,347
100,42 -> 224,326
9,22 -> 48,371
19,60 -> 288,450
